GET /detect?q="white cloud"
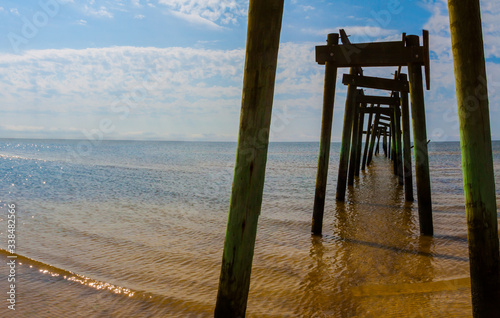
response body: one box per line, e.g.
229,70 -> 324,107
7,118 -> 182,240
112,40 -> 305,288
420,0 -> 500,141
10,8 -> 19,16
158,0 -> 248,26
84,5 -> 114,18
0,7 -> 4,12
169,10 -> 224,30
77,19 -> 88,25
134,14 -> 145,19
0,42 -> 326,141
300,5 -> 314,11
481,0 -> 500,58
132,0 -> 142,7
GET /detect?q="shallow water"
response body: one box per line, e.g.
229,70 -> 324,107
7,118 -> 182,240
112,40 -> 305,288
0,139 -> 499,317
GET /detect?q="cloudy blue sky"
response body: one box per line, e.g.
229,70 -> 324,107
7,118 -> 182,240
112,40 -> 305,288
0,0 -> 499,141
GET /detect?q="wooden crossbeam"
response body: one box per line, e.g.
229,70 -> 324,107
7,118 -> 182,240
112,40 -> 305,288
359,107 -> 393,116
316,41 -> 425,67
342,74 -> 409,92
316,30 -> 430,90
357,95 -> 400,106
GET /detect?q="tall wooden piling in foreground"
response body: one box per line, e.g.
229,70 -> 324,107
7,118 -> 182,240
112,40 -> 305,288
215,1 -> 284,316
312,33 -> 339,235
406,35 -> 433,236
448,1 -> 500,316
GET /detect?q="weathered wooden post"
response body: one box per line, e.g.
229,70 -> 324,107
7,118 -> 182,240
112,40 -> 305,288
399,73 -> 414,201
336,68 -> 357,201
391,111 -> 398,174
361,105 -> 374,170
448,0 -> 500,316
348,90 -> 362,185
366,105 -> 380,166
388,127 -> 392,160
406,34 -> 433,236
215,1 -> 284,316
312,33 -> 339,235
355,104 -> 365,176
383,128 -> 388,157
394,104 -> 404,185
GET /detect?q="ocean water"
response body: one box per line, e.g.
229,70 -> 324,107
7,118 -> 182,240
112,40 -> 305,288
0,139 -> 499,317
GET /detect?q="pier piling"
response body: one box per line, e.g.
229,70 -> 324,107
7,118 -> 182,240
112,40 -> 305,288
312,33 -> 339,235
448,0 -> 500,315
362,107 -> 374,170
215,1 -> 284,316
406,35 -> 433,236
336,68 -> 357,201
399,73 -> 414,201
348,90 -> 362,186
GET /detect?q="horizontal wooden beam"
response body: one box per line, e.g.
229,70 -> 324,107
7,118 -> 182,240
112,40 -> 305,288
359,107 -> 394,116
357,95 -> 400,106
342,74 -> 409,92
316,41 -> 425,67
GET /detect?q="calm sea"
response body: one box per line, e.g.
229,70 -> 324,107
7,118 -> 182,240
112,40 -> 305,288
0,139 -> 499,317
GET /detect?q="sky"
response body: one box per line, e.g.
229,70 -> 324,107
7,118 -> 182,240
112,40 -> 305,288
0,0 -> 499,142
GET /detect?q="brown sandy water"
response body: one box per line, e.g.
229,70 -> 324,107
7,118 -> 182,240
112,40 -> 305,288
0,140 -> 499,317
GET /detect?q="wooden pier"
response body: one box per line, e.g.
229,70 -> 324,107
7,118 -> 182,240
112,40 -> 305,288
216,1 -> 499,316
313,29 -> 432,236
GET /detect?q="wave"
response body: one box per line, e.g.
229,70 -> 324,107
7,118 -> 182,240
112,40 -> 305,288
0,249 -> 214,314
0,248 -> 136,297
0,154 -> 48,162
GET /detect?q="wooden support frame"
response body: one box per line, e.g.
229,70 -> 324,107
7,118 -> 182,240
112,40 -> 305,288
316,30 -> 430,91
360,107 -> 394,116
357,95 -> 400,106
367,104 -> 381,166
316,41 -> 425,67
342,74 -> 409,92
361,104 -> 374,170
